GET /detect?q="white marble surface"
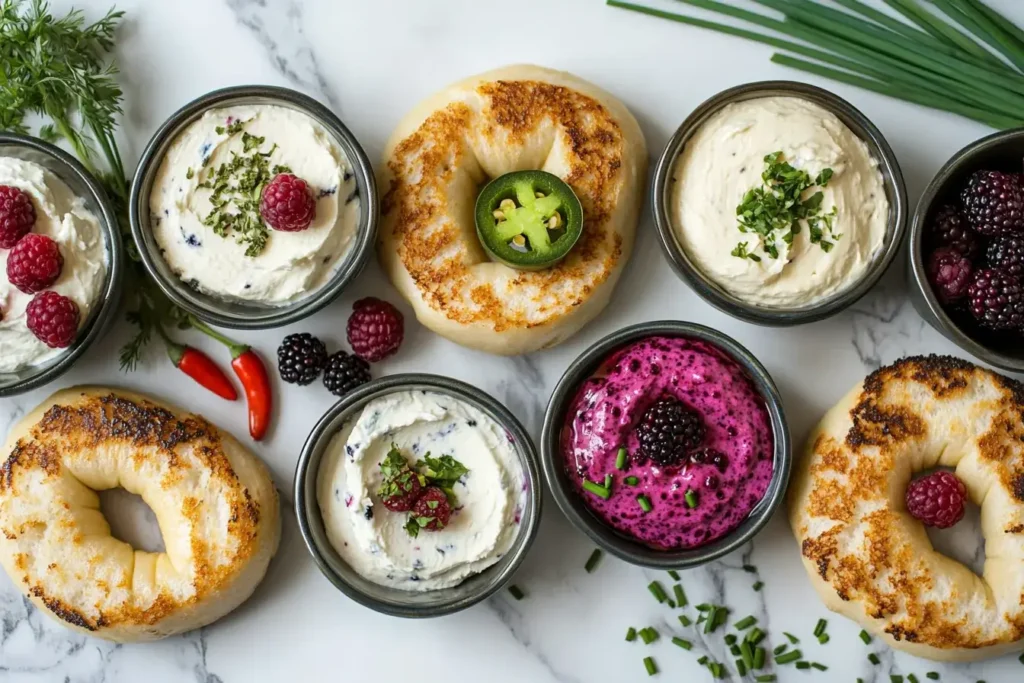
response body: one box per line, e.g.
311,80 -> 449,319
1,0 -> 1022,680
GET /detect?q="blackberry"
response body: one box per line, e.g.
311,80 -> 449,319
960,170 -> 1024,236
967,267 -> 1024,330
927,204 -> 979,259
986,234 -> 1024,277
635,397 -> 705,467
322,350 -> 371,397
277,333 -> 328,385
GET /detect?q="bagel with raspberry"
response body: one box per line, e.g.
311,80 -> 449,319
789,356 -> 1024,661
378,64 -> 647,355
0,387 -> 280,642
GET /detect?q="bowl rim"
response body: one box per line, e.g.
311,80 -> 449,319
129,84 -> 378,330
539,320 -> 792,569
0,132 -> 124,397
293,373 -> 543,618
651,80 -> 908,326
908,126 -> 1024,373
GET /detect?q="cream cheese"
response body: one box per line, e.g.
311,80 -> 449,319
0,158 -> 106,373
317,390 -> 526,592
150,105 -> 359,304
670,97 -> 888,308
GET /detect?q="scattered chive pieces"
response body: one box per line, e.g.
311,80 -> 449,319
775,649 -> 802,665
643,656 -> 657,676
747,627 -> 766,645
784,632 -> 800,644
860,630 -> 872,644
603,473 -> 613,489
813,618 -> 827,637
891,676 -> 903,683
625,475 -> 639,486
648,581 -> 668,604
696,603 -> 712,611
730,644 -> 741,656
743,564 -> 757,573
666,599 -> 675,608
673,584 -> 687,607
671,636 -> 692,650
796,661 -> 811,670
811,662 -> 828,671
755,676 -> 777,683
615,447 -> 628,470
582,480 -> 610,499
714,607 -> 728,629
704,606 -> 719,633
637,494 -> 652,513
685,489 -> 699,508
698,655 -> 709,666
908,675 -> 919,683
584,549 -> 602,573
1020,652 -> 1024,664
710,661 -> 723,678
734,615 -> 758,630
678,614 -> 692,627
817,633 -> 830,645
773,644 -> 788,655
926,675 -> 939,681
724,634 -> 738,646
625,627 -> 637,642
639,627 -> 659,644
696,615 -> 706,624
752,581 -> 764,591
741,641 -> 755,670
869,653 -> 881,665
668,570 -> 680,580
736,659 -> 748,677
508,585 -> 524,600
753,646 -> 766,670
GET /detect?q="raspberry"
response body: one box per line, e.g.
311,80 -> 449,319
276,332 -> 327,385
6,234 -> 63,294
926,247 -> 972,303
322,350 -> 371,397
347,297 -> 404,362
926,204 -> 979,260
0,185 -> 35,248
635,397 -> 705,467
986,234 -> 1024,277
960,170 -> 1024,236
905,471 -> 967,529
410,486 -> 452,532
26,291 -> 79,348
967,268 -> 1024,330
377,448 -> 424,512
259,173 -> 316,232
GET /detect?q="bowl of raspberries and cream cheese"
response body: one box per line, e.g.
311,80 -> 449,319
541,321 -> 791,568
131,86 -> 377,329
295,375 -> 541,617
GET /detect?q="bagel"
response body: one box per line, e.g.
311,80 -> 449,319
0,387 -> 280,642
378,64 -> 647,355
789,356 -> 1024,661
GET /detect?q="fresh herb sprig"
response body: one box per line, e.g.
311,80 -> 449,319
733,151 -> 838,261
416,453 -> 470,505
376,446 -> 469,538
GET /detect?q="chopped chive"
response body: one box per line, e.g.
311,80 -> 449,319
730,644 -> 741,656
740,641 -> 754,670
813,618 -> 827,637
643,656 -> 657,676
784,632 -> 799,644
696,603 -> 712,611
775,649 -> 802,665
666,599 -> 675,608
753,646 -> 766,670
696,615 -> 706,624
603,473 -> 613,489
648,581 -> 668,604
755,676 -> 777,683
713,607 -> 728,629
615,447 -> 628,470
668,570 -> 680,580
735,659 -> 748,677
639,627 -> 659,644
585,549 -> 602,573
891,676 -> 904,683
796,661 -> 811,670
625,475 -> 639,486
637,494 -> 652,513
625,627 -> 637,642
747,627 -> 766,645
678,614 -> 692,627
685,489 -> 699,508
812,662 -> 828,671
704,606 -> 719,633
869,653 -> 881,665
926,675 -> 939,681
817,633 -> 830,645
773,643 -> 788,655
508,585 -> 524,600
908,675 -> 919,683
698,655 -> 709,666
859,629 -> 872,644
1019,652 -> 1024,664
709,661 -> 723,678
743,564 -> 757,573
752,581 -> 764,591
724,634 -> 737,645
673,583 -> 687,607
582,480 -> 611,499
734,615 -> 758,630
671,636 -> 692,650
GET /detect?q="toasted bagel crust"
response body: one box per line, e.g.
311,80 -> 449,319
378,64 -> 647,355
789,356 -> 1024,661
0,387 -> 280,642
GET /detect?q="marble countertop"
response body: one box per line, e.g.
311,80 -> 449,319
2,0 -> 1023,680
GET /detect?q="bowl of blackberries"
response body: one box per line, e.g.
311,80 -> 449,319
909,129 -> 1024,372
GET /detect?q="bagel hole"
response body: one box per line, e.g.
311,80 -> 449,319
99,489 -> 165,554
913,468 -> 985,577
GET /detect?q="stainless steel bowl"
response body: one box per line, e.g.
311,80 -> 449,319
540,321 -> 791,569
0,134 -> 123,397
908,128 -> 1024,373
129,85 -> 377,330
652,81 -> 907,326
294,374 -> 542,618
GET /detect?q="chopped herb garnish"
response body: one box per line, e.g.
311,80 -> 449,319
734,615 -> 757,630
696,603 -> 712,611
784,632 -> 800,644
666,599 -> 675,608
671,636 -> 692,650
730,644 -> 741,657
891,676 -> 904,683
698,655 -> 709,666
637,494 -> 652,513
796,661 -> 811,670
860,629 -> 872,644
624,475 -> 639,486
416,453 -> 470,504
384,446 -> 468,537
740,641 -> 754,670
755,676 -> 777,683
746,627 -> 765,645
926,675 -> 939,681
678,614 -> 692,627
869,653 -> 881,665
725,634 -> 737,645
736,659 -> 748,677
673,583 -> 687,607
907,674 -> 919,683
742,564 -> 757,573
615,447 -> 628,470
752,581 -> 764,591
813,618 -> 827,637
773,643 -> 788,655
684,489 -> 699,509
667,570 -> 680,581
639,627 -> 659,644
753,646 -> 766,670
585,549 -> 603,573
775,649 -> 802,665
643,656 -> 657,676
582,480 -> 611,499
704,606 -> 719,633
508,585 -> 524,600
811,662 -> 828,671
648,581 -> 668,604
625,626 -> 637,642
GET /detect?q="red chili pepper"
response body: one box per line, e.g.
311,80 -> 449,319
190,317 -> 273,441
159,327 -> 237,400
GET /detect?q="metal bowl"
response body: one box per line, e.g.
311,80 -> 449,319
129,85 -> 377,330
540,321 -> 791,569
652,81 -> 907,326
0,134 -> 123,397
294,374 -> 542,618
908,128 -> 1024,372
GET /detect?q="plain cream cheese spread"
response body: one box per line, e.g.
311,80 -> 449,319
150,104 -> 360,304
317,390 -> 526,591
0,158 -> 106,373
670,97 -> 889,308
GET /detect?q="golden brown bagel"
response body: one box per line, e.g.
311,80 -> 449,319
0,387 -> 280,642
378,64 -> 647,355
789,356 -> 1024,661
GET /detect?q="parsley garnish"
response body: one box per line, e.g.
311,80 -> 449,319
375,446 -> 470,538
733,151 -> 839,261
377,446 -> 426,500
416,453 -> 470,506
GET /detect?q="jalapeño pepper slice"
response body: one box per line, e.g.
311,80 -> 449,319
474,170 -> 583,270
